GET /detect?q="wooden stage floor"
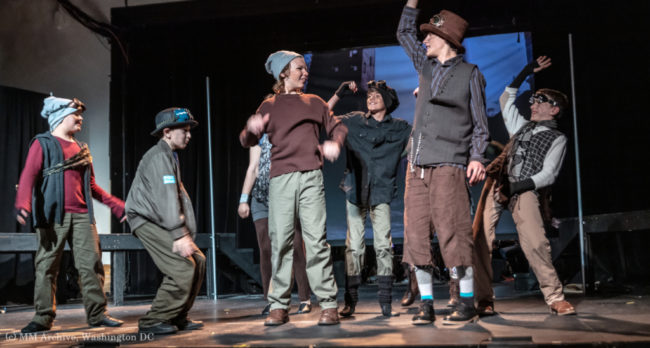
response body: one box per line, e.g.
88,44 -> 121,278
1,282 -> 650,347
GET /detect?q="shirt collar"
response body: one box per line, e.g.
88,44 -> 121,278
364,112 -> 393,123
433,54 -> 464,67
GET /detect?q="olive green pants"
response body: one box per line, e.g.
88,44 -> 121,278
267,170 -> 338,310
33,213 -> 107,327
345,201 -> 393,277
134,221 -> 206,327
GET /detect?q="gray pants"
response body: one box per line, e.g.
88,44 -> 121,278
345,201 -> 393,277
267,170 -> 338,310
134,221 -> 206,327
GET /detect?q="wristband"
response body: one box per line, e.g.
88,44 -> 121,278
239,193 -> 249,204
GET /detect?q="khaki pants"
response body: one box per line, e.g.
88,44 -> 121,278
134,222 -> 206,327
253,218 -> 311,302
474,185 -> 564,305
403,165 -> 473,268
345,201 -> 393,277
267,170 -> 338,310
33,213 -> 106,327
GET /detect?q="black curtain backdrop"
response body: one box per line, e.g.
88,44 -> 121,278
109,0 -> 650,294
0,86 -> 47,304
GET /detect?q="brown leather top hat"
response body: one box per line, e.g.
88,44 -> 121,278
420,10 -> 468,53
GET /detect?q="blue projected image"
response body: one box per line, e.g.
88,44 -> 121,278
305,32 -> 533,242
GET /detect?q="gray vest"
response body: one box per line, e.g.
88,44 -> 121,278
409,59 -> 475,166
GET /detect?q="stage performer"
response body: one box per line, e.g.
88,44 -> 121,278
238,133 -> 313,316
240,50 -> 347,326
327,80 -> 411,318
125,107 -> 205,334
15,95 -> 125,333
397,0 -> 490,325
473,56 -> 576,316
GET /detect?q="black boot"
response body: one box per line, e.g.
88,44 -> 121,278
412,300 -> 435,325
340,275 -> 361,317
443,298 -> 478,325
378,275 -> 399,317
401,268 -> 419,307
340,291 -> 357,317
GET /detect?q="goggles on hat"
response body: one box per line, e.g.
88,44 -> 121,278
529,94 -> 558,106
174,108 -> 191,122
430,14 -> 445,27
367,80 -> 387,89
67,98 -> 86,112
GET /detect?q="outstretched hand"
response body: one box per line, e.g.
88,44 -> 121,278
534,56 -> 552,73
246,113 -> 270,137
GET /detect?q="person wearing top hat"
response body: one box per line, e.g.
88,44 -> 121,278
14,95 -> 126,333
240,50 -> 347,326
397,0 -> 490,325
125,108 -> 205,335
327,80 -> 411,318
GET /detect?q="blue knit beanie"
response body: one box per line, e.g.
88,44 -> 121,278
265,50 -> 303,80
41,95 -> 83,131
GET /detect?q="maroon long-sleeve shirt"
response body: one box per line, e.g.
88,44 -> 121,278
240,93 -> 348,178
15,136 -> 124,218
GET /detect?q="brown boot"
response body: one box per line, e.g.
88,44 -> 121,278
401,268 -> 419,306
264,309 -> 289,326
447,278 -> 460,308
549,300 -> 576,316
318,308 -> 340,325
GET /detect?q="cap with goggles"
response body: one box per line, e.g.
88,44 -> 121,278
529,93 -> 558,106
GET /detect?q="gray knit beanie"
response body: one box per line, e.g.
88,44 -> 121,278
265,50 -> 302,80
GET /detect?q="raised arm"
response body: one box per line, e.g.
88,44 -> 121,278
327,81 -> 357,111
397,0 -> 428,73
500,56 -> 552,135
238,145 -> 261,219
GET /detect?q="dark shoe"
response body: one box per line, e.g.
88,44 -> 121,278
318,308 -> 340,325
549,300 -> 576,316
173,318 -> 204,330
138,322 -> 178,335
443,302 -> 478,325
401,288 -> 418,306
402,268 -> 420,307
261,303 -> 271,316
380,303 -> 400,317
411,301 -> 435,325
339,292 -> 356,317
90,315 -> 124,327
21,322 -> 50,333
264,309 -> 289,326
297,302 -> 312,314
477,301 -> 495,316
